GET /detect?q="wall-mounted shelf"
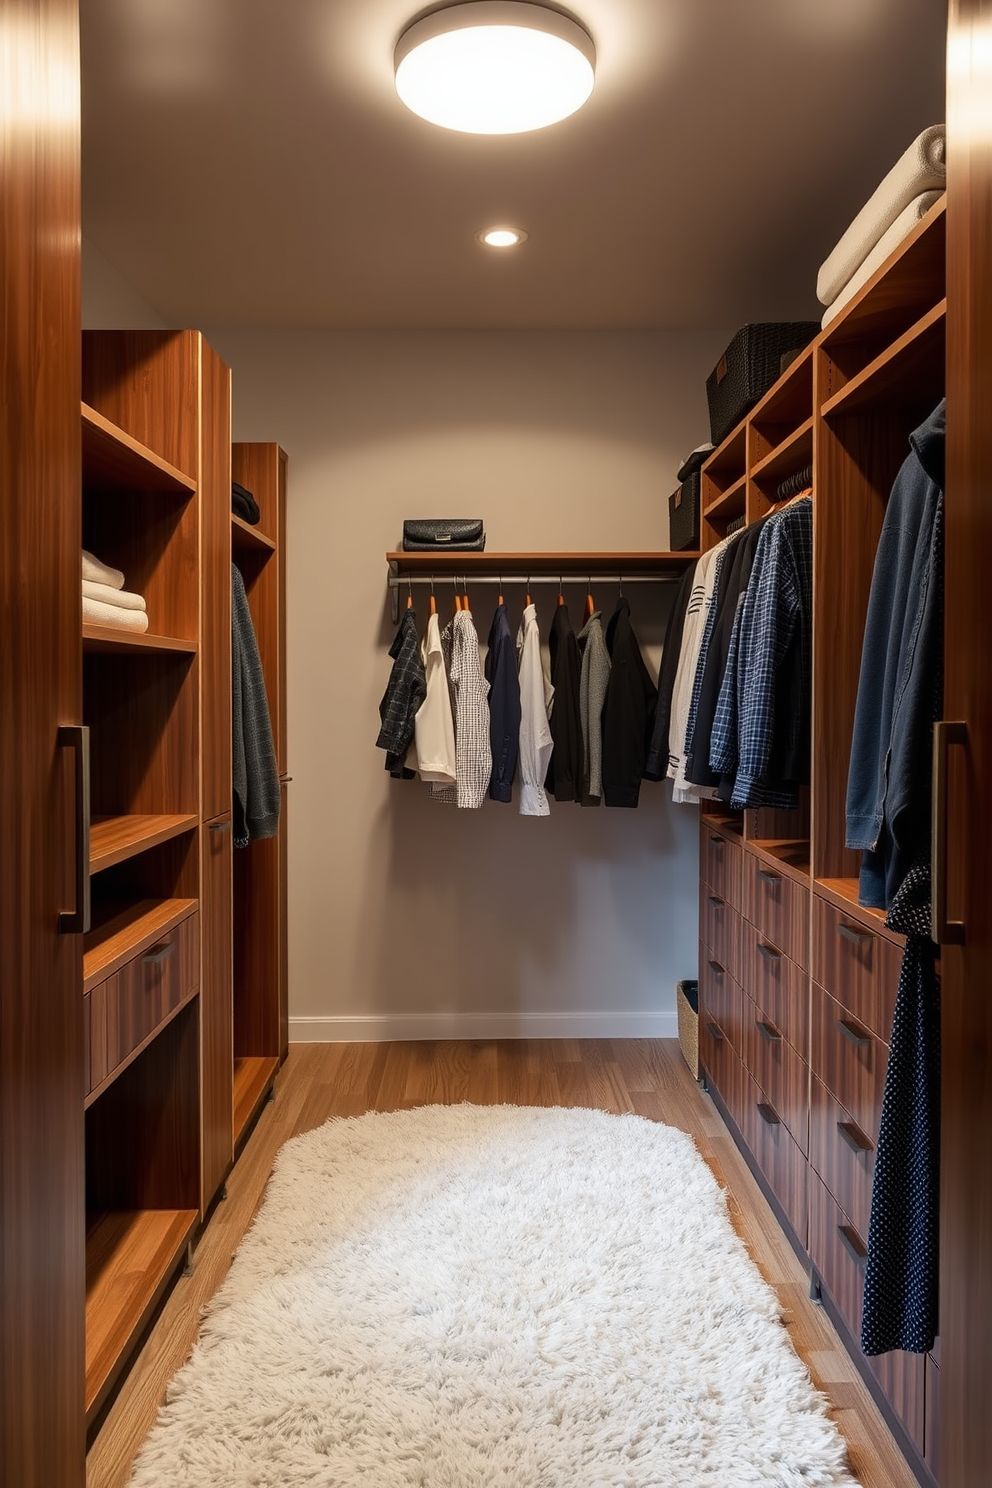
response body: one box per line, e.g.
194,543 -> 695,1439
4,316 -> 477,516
385,550 -> 699,620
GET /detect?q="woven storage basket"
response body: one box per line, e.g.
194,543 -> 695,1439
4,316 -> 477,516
668,471 -> 700,551
676,979 -> 699,1079
706,322 -> 820,446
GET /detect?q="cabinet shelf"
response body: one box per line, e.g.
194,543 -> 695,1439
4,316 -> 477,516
83,625 -> 198,656
232,1055 -> 280,1149
82,403 -> 196,498
85,1207 -> 199,1423
822,301 -> 946,418
386,550 -> 699,577
750,417 -> 814,486
232,513 -> 276,552
90,814 -> 199,874
703,474 -> 747,521
83,897 -> 197,993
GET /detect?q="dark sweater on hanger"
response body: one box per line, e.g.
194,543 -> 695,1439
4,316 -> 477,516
602,597 -> 657,807
645,569 -> 694,782
376,607 -> 427,779
485,601 -> 521,803
232,563 -> 281,846
545,602 -> 584,802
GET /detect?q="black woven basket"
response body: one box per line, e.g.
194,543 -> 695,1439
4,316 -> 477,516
706,323 -> 820,446
668,471 -> 700,551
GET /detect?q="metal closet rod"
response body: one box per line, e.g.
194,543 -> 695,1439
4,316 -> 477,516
389,574 -> 679,588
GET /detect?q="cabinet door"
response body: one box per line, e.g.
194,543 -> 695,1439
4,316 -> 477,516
0,2 -> 85,1481
940,8 -> 992,1483
200,818 -> 233,1209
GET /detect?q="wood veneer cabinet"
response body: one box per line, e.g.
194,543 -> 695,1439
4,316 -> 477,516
697,199 -> 947,1486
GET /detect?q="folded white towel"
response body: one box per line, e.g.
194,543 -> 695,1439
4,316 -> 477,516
82,549 -> 125,590
82,596 -> 150,633
817,125 -> 945,307
82,579 -> 146,611
822,191 -> 944,329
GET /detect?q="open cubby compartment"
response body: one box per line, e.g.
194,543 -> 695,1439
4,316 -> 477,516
84,1002 -> 200,1427
232,441 -> 283,551
700,422 -> 747,544
810,407 -> 932,892
749,419 -> 815,523
749,345 -> 815,464
820,302 -> 946,422
82,330 -> 201,482
744,790 -> 811,878
82,481 -> 198,643
818,198 -> 946,403
87,833 -> 199,985
84,649 -> 199,821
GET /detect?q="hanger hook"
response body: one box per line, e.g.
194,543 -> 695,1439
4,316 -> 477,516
430,574 -> 435,594
618,572 -> 624,596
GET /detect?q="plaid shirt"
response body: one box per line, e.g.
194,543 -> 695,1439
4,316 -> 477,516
709,498 -> 812,809
376,608 -> 426,778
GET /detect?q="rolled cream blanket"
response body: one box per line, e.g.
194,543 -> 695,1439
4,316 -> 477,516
817,124 -> 945,307
82,579 -> 146,611
82,596 -> 150,633
82,549 -> 125,590
822,191 -> 944,329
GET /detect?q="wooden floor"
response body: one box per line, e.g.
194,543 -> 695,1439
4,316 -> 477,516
86,1040 -> 920,1488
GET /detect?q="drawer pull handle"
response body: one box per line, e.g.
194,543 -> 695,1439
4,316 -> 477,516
756,942 -> 781,961
837,923 -> 872,947
837,1223 -> 868,1266
837,1017 -> 871,1048
209,819 -> 232,833
705,1021 -> 724,1043
756,869 -> 781,884
707,894 -> 725,908
837,1120 -> 873,1155
708,960 -> 725,978
756,1101 -> 780,1126
757,1019 -> 782,1043
708,835 -> 724,847
143,941 -> 176,967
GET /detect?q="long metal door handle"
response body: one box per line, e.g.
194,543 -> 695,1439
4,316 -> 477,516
58,724 -> 91,934
932,720 -> 967,944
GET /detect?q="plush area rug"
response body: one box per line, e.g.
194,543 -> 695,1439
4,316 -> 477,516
130,1104 -> 857,1486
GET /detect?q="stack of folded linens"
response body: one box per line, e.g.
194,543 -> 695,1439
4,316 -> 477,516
818,125 -> 945,328
82,550 -> 149,633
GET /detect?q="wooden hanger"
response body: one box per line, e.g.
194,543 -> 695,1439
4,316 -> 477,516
557,575 -> 565,607
498,575 -> 504,607
453,579 -> 461,614
585,577 -> 595,619
462,577 -> 470,613
525,576 -> 532,607
429,577 -> 436,617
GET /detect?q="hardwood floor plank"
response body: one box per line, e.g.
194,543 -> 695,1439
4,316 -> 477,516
86,1040 -> 921,1488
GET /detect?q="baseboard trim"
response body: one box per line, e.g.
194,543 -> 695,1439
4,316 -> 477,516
289,1011 -> 680,1043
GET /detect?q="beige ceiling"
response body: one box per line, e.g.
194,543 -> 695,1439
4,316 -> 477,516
80,0 -> 946,329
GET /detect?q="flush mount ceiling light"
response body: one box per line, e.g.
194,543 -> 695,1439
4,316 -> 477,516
394,2 -> 596,135
478,226 -> 529,247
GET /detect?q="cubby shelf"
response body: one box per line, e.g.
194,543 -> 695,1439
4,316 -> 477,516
82,403 -> 196,497
83,897 -> 197,993
232,513 -> 276,552
703,474 -> 747,522
89,814 -> 199,874
822,300 -> 946,418
82,625 -> 197,655
751,416 -> 814,484
85,1207 -> 199,1423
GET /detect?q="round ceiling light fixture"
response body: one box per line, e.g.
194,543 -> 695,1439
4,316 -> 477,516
478,226 -> 529,247
394,2 -> 596,135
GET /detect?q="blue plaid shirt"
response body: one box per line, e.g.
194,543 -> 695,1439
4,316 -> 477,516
709,498 -> 812,809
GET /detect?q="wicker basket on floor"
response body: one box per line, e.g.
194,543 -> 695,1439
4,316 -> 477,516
676,979 -> 699,1079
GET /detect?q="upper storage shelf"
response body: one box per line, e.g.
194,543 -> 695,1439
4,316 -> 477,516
82,404 -> 196,498
387,550 -> 699,576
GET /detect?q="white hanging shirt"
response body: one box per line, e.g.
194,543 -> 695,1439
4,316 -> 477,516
516,602 -> 555,817
414,611 -> 457,784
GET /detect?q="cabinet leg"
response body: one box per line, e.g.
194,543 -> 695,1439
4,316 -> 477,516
809,1266 -> 822,1305
183,1242 -> 195,1277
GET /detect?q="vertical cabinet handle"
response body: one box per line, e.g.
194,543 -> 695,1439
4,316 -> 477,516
58,724 -> 91,934
932,720 -> 967,945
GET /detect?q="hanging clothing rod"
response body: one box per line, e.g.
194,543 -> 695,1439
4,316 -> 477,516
387,572 -> 679,620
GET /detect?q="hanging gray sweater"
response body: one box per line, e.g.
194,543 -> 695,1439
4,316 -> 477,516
232,562 -> 281,847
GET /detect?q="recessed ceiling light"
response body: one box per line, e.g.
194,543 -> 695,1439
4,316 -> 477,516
394,2 -> 596,136
478,227 -> 528,248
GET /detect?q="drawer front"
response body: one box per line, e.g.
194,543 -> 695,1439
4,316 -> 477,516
700,1010 -> 745,1133
745,997 -> 809,1155
809,1174 -> 925,1454
810,1077 -> 875,1238
85,915 -> 200,1095
743,918 -> 808,1056
811,895 -> 901,1041
810,982 -> 887,1146
700,884 -> 740,984
742,854 -> 809,969
700,822 -> 742,907
742,1070 -> 807,1244
699,948 -> 743,1057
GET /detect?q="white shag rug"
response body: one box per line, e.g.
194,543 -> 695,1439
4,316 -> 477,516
131,1105 -> 857,1487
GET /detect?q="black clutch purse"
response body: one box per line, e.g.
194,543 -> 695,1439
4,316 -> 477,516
402,519 -> 486,552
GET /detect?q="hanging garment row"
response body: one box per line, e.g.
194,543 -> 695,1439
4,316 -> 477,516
647,494 -> 813,810
376,584 -> 658,814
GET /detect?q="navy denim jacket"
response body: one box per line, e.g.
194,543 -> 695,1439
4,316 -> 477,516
845,401 -> 945,909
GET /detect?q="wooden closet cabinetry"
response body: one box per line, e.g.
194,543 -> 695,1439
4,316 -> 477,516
697,202 -> 946,1485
